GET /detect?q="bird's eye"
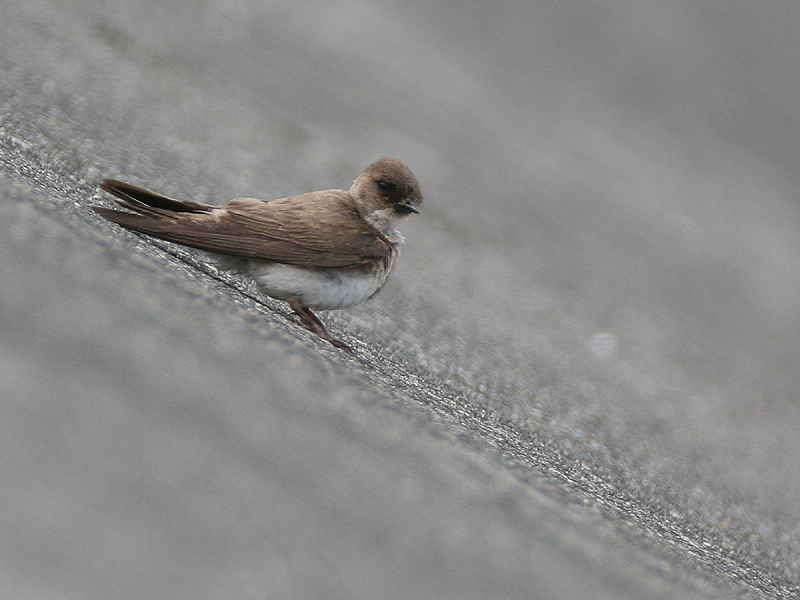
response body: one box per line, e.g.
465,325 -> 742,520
377,180 -> 390,192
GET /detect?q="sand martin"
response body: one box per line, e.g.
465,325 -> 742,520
94,157 -> 422,348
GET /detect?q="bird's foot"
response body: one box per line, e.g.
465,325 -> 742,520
288,297 -> 351,351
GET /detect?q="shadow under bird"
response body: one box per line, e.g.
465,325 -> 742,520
94,157 -> 422,349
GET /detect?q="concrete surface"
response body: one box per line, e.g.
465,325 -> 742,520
1,0 -> 799,598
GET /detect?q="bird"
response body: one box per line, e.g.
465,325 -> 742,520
93,157 -> 422,349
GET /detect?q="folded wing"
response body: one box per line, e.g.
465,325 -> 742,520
94,180 -> 392,268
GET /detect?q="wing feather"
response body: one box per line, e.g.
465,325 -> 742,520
95,187 -> 392,268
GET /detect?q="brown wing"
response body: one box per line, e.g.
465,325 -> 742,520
95,184 -> 392,268
224,193 -> 392,267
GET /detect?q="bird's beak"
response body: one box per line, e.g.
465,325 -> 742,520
400,199 -> 420,214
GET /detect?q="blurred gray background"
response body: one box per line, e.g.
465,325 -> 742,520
1,0 -> 799,598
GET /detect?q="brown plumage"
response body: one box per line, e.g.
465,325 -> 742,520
94,157 -> 422,348
95,183 -> 393,268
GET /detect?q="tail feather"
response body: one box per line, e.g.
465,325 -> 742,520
99,179 -> 211,214
93,206 -> 182,236
94,179 -> 216,240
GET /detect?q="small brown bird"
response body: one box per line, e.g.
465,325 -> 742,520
94,157 -> 422,348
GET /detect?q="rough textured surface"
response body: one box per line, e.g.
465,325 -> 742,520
1,1 -> 799,598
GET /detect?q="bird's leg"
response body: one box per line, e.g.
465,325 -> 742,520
287,296 -> 350,350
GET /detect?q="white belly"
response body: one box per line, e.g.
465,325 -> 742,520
246,261 -> 391,310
